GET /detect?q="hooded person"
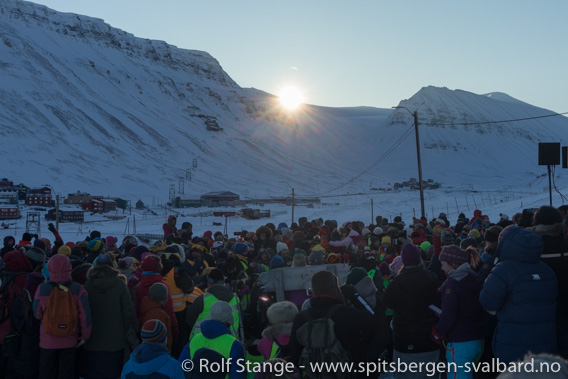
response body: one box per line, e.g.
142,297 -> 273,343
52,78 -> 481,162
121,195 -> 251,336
529,205 -> 568,358
383,243 -> 441,368
1,235 -> 16,257
179,301 -> 246,378
162,215 -> 178,242
83,253 -> 136,378
258,301 -> 299,360
480,225 -> 558,363
32,254 -> 92,379
288,271 -> 383,370
0,250 -> 35,346
121,319 -> 184,379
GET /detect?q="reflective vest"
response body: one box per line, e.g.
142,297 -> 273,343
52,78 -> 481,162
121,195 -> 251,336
190,293 -> 240,340
269,341 -> 279,359
187,287 -> 204,304
163,268 -> 189,312
189,332 -> 235,379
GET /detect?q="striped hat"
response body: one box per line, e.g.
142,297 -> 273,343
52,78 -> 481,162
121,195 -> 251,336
141,319 -> 167,344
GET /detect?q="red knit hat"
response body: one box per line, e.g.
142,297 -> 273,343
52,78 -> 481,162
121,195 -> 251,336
141,256 -> 160,272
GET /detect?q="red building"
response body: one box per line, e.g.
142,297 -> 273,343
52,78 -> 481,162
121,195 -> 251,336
0,178 -> 14,188
82,199 -> 117,213
0,204 -> 20,219
25,187 -> 52,206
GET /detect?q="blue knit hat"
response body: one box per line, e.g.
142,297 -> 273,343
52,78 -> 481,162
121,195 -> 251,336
141,319 -> 167,343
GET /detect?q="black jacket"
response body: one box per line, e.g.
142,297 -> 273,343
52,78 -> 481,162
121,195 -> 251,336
288,296 -> 382,369
383,265 -> 441,353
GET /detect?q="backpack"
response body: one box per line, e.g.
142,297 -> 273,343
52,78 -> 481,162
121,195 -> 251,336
296,305 -> 351,379
42,282 -> 79,337
0,273 -> 15,324
2,288 -> 33,358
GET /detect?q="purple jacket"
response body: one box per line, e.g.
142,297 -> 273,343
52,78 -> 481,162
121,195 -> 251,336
434,264 -> 483,343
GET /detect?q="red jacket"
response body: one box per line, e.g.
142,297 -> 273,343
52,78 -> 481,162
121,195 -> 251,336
135,273 -> 178,339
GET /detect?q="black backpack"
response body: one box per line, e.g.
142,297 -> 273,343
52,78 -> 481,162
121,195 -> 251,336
296,305 -> 351,379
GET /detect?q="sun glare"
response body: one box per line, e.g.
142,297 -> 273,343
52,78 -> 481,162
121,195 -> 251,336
279,86 -> 304,110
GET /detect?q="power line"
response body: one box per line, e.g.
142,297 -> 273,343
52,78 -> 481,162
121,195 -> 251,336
424,111 -> 568,127
305,110 -> 568,198
308,124 -> 415,197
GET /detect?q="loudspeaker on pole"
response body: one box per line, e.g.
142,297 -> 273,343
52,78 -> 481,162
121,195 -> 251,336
538,142 -> 560,166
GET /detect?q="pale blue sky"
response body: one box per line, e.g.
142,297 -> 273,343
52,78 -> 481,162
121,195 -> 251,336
34,0 -> 567,112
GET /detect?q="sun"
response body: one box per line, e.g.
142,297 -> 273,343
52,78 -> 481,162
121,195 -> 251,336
278,86 -> 305,110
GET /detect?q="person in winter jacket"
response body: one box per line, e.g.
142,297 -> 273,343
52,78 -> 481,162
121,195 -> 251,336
479,225 -> 558,363
161,247 -> 194,357
179,301 -> 246,379
287,271 -> 382,374
0,235 -> 15,257
134,255 -> 179,342
0,249 -> 35,378
433,246 -> 484,379
121,319 -> 184,379
33,254 -> 92,379
254,226 -> 277,255
383,243 -> 442,376
163,215 -> 178,241
139,282 -> 173,353
5,272 -> 44,378
342,267 -> 390,356
83,253 -> 136,378
529,205 -> 568,359
258,301 -> 299,360
186,268 -> 241,341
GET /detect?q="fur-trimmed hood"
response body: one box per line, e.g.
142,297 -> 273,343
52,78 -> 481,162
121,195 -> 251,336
530,223 -> 564,237
261,322 -> 293,339
256,226 -> 273,239
86,264 -> 120,291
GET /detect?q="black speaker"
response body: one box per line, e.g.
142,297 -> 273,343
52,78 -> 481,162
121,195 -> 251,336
538,142 -> 560,166
563,146 -> 568,169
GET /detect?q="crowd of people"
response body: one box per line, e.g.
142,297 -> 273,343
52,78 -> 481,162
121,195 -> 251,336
0,206 -> 567,378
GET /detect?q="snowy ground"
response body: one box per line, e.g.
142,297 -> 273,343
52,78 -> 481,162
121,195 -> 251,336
2,183 -> 563,245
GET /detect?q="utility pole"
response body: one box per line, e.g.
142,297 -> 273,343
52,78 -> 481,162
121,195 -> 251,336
56,194 -> 60,232
414,111 -> 425,218
370,198 -> 374,225
392,106 -> 425,218
291,187 -> 295,227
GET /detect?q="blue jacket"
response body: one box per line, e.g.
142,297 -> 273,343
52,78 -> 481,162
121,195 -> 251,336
122,342 -> 185,379
479,226 -> 557,363
179,319 -> 246,379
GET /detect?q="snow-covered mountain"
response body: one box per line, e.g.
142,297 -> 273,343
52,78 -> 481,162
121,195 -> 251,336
1,0 -> 567,210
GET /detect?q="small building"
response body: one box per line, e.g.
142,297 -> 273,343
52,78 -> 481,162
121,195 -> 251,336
201,191 -> 239,205
64,191 -> 91,205
174,197 -> 203,208
0,178 -> 14,188
0,191 -> 18,203
45,209 -> 85,223
82,198 -> 117,213
25,187 -> 52,206
115,198 -> 128,210
135,199 -> 145,210
0,204 -> 20,219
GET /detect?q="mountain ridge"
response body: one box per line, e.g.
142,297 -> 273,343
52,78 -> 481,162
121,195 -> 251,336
1,0 -> 567,208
